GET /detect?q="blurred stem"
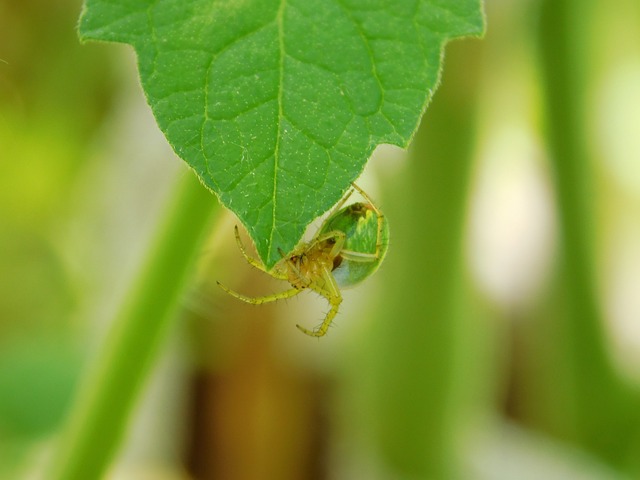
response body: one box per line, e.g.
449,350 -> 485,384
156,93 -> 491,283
537,0 -> 638,465
365,39 -> 483,479
51,172 -> 218,480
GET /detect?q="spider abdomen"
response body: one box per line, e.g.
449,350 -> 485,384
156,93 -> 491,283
320,202 -> 390,288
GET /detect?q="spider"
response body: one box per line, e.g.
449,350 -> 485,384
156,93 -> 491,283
217,183 -> 389,337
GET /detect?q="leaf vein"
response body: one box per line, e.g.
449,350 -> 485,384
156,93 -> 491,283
269,0 -> 287,260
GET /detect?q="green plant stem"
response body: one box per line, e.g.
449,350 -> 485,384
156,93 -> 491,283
363,39 -> 483,479
51,171 -> 218,480
537,0 -> 638,465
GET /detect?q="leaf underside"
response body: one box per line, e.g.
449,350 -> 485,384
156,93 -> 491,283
79,0 -> 484,269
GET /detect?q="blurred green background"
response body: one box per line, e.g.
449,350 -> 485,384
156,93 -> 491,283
2,0 -> 640,479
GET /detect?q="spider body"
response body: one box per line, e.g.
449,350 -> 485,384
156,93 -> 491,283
217,183 -> 389,337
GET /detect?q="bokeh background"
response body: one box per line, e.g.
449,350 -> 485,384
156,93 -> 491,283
1,0 -> 640,479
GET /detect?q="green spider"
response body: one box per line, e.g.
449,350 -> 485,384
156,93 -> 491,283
217,183 -> 390,337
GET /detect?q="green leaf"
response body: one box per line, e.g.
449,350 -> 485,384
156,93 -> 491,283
79,0 -> 484,269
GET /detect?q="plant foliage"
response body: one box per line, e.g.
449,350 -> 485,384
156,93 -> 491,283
79,0 -> 484,268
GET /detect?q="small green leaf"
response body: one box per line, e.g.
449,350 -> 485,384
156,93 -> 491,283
79,0 -> 484,269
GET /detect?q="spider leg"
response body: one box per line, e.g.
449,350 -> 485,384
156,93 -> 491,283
216,281 -> 302,304
295,297 -> 341,337
312,230 -> 346,257
339,249 -> 378,262
313,186 -> 355,241
295,265 -> 343,337
234,225 -> 287,280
